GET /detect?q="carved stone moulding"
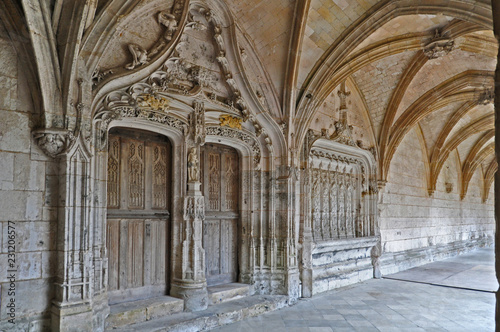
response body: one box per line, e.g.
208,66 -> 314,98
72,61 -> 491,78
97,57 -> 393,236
206,126 -> 261,167
33,128 -> 75,158
94,106 -> 186,150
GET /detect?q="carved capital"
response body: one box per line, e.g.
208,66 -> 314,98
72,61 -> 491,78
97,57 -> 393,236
33,128 -> 75,158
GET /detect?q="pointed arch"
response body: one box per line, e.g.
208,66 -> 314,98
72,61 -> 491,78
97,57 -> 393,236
294,0 -> 493,150
382,71 -> 493,181
430,115 -> 494,197
461,140 -> 495,199
483,159 -> 497,203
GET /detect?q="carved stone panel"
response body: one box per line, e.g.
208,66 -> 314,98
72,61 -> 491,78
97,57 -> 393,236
309,149 -> 370,242
128,141 -> 145,209
107,136 -> 121,208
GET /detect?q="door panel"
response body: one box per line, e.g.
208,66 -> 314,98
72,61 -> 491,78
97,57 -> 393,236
106,129 -> 171,303
201,144 -> 239,286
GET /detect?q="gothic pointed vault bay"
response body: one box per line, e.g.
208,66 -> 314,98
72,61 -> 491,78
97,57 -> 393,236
0,0 -> 497,330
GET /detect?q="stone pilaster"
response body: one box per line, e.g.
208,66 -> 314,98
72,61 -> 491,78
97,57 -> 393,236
170,180 -> 208,311
299,168 -> 313,298
46,135 -> 105,331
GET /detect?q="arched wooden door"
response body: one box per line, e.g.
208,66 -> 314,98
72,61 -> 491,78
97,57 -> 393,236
106,128 -> 171,304
201,143 -> 239,286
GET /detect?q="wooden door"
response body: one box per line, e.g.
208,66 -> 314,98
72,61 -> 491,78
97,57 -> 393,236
106,128 -> 171,304
201,144 -> 239,286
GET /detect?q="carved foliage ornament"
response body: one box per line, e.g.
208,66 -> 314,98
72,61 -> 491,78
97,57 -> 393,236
125,4 -> 182,70
206,126 -> 261,167
94,107 -> 185,150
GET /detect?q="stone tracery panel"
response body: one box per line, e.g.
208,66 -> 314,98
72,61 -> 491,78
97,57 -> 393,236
309,149 -> 372,242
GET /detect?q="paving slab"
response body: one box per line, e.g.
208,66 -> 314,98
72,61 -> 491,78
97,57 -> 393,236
384,248 -> 498,292
211,248 -> 496,331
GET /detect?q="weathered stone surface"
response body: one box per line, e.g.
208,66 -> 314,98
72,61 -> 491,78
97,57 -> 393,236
107,295 -> 288,332
107,296 -> 184,328
0,278 -> 53,321
208,283 -> 250,305
0,110 -> 31,153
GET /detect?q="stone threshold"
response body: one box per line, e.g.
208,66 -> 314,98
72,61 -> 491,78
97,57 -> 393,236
207,282 -> 250,305
107,296 -> 184,329
106,294 -> 289,331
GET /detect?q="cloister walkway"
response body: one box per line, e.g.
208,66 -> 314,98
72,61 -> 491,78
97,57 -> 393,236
213,248 -> 496,332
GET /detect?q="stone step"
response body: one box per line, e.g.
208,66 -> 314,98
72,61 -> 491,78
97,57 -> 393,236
106,295 -> 289,332
107,296 -> 184,329
207,283 -> 250,305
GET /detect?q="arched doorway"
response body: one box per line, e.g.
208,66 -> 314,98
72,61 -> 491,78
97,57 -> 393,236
200,143 -> 240,286
106,128 -> 172,304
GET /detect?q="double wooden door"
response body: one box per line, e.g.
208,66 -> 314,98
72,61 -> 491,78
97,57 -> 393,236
106,128 -> 171,304
201,144 -> 240,286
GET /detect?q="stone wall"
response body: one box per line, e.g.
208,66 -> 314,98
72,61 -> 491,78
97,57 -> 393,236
379,129 -> 495,275
0,32 -> 56,330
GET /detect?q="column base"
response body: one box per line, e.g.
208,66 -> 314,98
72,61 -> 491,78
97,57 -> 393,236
51,301 -> 93,332
170,281 -> 208,312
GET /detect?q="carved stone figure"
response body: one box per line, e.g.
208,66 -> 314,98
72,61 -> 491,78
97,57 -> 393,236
219,114 -> 242,130
125,44 -> 149,70
423,29 -> 454,60
158,11 -> 178,41
190,101 -> 206,145
33,129 -> 74,158
188,147 -> 200,182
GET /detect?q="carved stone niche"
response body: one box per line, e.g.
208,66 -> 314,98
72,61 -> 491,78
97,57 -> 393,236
304,137 -> 379,294
33,128 -> 75,158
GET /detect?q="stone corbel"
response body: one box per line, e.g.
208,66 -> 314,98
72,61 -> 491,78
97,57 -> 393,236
423,29 -> 454,60
478,88 -> 494,105
33,128 -> 75,158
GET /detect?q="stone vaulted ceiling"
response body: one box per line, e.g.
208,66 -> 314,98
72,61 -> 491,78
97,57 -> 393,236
1,0 -> 497,202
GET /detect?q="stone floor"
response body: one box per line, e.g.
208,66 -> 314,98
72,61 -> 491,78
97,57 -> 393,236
212,248 -> 496,332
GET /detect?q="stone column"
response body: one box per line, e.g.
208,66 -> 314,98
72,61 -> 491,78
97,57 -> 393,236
491,1 -> 500,329
299,168 -> 313,298
170,146 -> 208,311
34,132 -> 101,332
